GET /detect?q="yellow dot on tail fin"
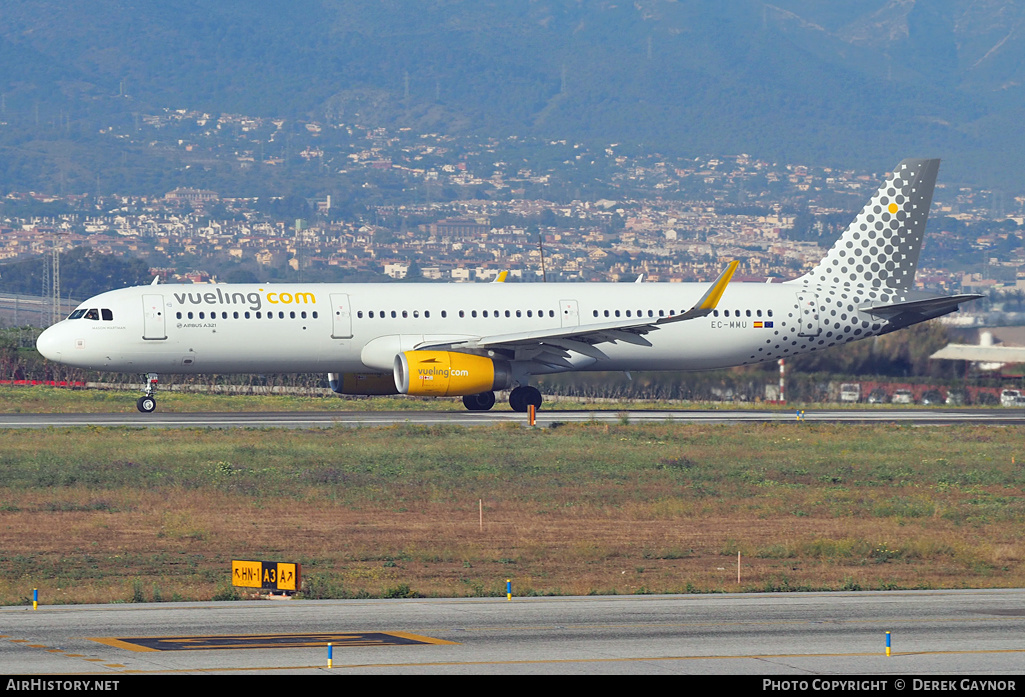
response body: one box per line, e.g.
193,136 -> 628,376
888,203 -> 898,214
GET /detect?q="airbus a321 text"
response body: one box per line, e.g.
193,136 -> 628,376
37,159 -> 980,413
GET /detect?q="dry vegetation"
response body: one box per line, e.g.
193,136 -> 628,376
1,418 -> 1024,605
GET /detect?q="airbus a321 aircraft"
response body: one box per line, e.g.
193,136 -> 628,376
36,158 -> 980,413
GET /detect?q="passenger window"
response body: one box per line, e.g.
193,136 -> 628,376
188,312 -> 194,320
176,312 -> 182,320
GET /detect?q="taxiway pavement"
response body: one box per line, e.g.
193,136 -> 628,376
2,590 -> 1023,675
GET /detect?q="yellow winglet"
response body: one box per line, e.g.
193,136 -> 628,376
696,260 -> 738,310
657,260 -> 738,324
492,271 -> 509,283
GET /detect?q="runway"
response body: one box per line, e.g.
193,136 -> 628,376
2,590 -> 1024,675
1,408 -> 1025,429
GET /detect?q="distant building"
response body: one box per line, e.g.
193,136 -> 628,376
383,262 -> 409,279
427,218 -> 489,239
165,188 -> 219,204
931,328 -> 1025,370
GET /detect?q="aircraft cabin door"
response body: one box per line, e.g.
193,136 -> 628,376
796,291 -> 822,337
330,293 -> 354,339
142,294 -> 167,340
559,299 -> 580,328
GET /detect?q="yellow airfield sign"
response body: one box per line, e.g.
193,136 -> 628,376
232,560 -> 301,592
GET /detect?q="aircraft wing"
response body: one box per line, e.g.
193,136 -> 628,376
415,261 -> 738,365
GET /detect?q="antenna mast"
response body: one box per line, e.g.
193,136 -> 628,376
42,232 -> 62,326
51,233 -> 62,326
537,228 -> 547,283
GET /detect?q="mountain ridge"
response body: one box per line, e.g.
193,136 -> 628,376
1,1 -> 1023,189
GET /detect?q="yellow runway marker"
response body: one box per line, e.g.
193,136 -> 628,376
90,632 -> 457,652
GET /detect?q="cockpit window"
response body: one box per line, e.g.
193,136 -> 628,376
101,309 -> 113,321
67,309 -> 86,320
84,309 -> 100,320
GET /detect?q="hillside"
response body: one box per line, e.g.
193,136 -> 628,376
2,1 -> 1024,189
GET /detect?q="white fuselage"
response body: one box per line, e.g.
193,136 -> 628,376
35,280 -> 854,376
35,158 -> 967,402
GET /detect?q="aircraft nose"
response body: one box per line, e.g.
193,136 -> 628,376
36,325 -> 63,362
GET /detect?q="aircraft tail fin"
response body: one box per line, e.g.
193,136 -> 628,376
789,158 -> 940,295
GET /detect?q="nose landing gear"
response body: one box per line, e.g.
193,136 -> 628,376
136,373 -> 159,413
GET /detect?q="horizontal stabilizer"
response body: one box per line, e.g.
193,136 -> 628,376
861,294 -> 981,332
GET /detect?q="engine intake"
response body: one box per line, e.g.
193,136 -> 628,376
394,351 -> 511,396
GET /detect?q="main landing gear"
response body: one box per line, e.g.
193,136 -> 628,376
136,373 -> 159,413
461,386 -> 543,413
508,385 -> 542,413
462,391 -> 496,411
